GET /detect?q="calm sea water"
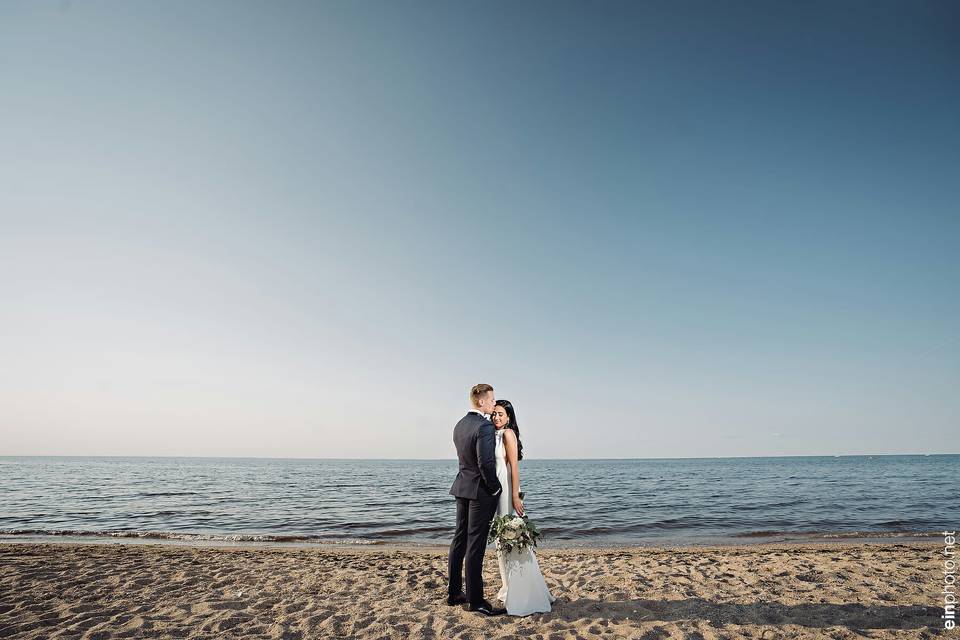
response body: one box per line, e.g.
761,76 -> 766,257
0,455 -> 953,547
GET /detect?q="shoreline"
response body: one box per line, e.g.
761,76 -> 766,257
1,539 -> 945,639
1,537 -> 943,553
0,531 -> 944,551
0,536 -> 945,553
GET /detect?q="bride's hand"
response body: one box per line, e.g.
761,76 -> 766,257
512,494 -> 524,517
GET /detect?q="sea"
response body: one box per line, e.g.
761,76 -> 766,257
0,455 -> 953,547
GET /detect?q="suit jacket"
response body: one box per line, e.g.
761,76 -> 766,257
449,411 -> 503,500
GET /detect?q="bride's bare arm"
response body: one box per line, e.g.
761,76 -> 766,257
503,429 -> 524,516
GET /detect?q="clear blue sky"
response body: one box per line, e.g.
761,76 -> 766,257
1,1 -> 957,458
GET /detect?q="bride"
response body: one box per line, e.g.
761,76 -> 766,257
490,399 -> 556,616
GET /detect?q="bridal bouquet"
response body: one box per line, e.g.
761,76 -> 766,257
488,512 -> 543,553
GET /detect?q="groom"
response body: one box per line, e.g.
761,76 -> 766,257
446,383 -> 506,616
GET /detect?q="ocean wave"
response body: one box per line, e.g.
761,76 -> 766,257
735,499 -> 807,511
0,529 -> 384,544
818,530 -> 944,539
374,525 -> 452,537
137,491 -> 201,497
734,529 -> 943,539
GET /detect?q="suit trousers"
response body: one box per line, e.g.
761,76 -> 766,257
447,492 -> 498,604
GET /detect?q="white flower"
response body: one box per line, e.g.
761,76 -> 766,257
502,528 -> 518,540
509,517 -> 524,529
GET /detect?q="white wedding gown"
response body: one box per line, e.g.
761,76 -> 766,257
494,428 -> 555,616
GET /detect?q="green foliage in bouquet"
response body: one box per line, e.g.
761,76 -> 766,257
487,513 -> 543,554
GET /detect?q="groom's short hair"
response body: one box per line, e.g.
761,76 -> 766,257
469,383 -> 494,408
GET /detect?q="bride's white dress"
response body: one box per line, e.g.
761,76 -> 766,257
494,428 -> 555,616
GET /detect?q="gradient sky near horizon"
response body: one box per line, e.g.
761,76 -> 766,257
1,0 -> 957,459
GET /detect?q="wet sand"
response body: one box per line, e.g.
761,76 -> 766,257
0,540 -> 947,639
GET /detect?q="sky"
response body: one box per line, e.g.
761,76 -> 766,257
1,0 -> 957,459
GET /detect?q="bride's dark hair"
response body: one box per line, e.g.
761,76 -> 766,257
495,399 -> 523,461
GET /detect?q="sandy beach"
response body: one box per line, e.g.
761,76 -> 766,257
0,540 -> 947,639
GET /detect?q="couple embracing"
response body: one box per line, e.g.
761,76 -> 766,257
446,383 -> 555,617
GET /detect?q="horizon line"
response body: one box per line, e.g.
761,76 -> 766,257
2,453 -> 957,461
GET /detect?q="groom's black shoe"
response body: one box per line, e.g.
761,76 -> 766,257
446,592 -> 467,606
462,600 -> 506,616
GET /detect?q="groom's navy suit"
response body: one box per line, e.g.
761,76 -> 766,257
448,411 -> 503,605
